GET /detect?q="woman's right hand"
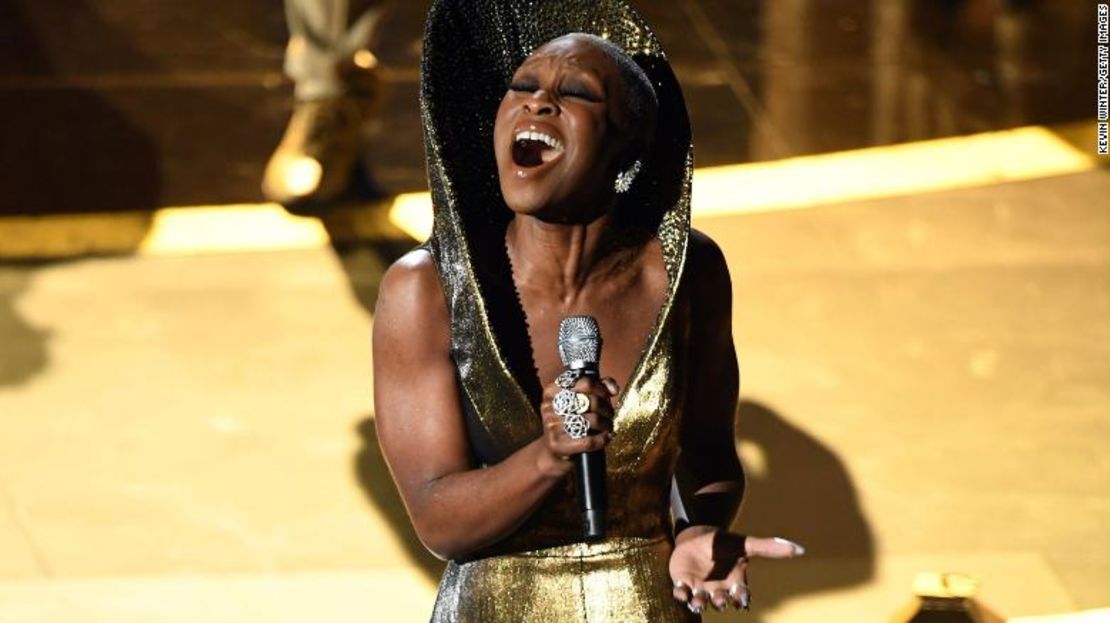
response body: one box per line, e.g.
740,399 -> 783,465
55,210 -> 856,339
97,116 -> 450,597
536,374 -> 619,477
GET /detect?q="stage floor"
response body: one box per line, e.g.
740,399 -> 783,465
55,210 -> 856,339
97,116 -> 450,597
1,160 -> 1107,621
0,0 -> 1106,619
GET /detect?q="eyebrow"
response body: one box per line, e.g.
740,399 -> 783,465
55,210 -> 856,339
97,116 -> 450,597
517,56 -> 607,86
523,52 -> 602,73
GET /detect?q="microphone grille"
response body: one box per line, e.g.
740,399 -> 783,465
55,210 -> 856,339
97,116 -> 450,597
558,315 -> 601,368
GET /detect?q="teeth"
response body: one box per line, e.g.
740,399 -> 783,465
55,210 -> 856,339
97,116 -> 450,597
514,130 -> 563,151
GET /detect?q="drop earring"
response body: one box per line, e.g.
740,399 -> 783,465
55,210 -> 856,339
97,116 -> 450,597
614,159 -> 642,194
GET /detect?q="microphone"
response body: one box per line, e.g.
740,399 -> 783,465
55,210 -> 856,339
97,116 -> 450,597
557,315 -> 607,541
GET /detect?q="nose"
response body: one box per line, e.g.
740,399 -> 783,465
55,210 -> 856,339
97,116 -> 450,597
523,90 -> 557,116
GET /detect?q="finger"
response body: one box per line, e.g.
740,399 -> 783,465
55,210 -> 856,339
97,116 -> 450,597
571,375 -> 596,390
586,387 -> 616,417
745,535 -> 806,559
671,579 -> 691,603
555,382 -> 614,419
708,558 -> 748,610
589,396 -> 614,420
728,580 -> 750,610
584,412 -> 614,433
555,431 -> 612,455
696,579 -> 739,610
572,391 -> 613,421
543,418 -> 577,451
715,571 -> 750,610
601,376 -> 620,396
687,586 -> 710,614
709,587 -> 729,611
572,376 -> 614,401
584,431 -> 613,452
543,415 -> 572,443
734,560 -> 751,610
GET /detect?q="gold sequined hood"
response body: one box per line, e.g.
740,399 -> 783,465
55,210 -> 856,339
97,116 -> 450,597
420,0 -> 693,461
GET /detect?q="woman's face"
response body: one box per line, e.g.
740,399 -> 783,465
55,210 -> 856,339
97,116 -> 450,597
493,35 -> 633,222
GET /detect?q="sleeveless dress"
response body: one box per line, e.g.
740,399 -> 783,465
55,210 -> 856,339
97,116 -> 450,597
419,1 -> 697,620
426,225 -> 695,621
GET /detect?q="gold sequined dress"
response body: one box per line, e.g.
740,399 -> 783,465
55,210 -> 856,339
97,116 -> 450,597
420,1 -> 696,620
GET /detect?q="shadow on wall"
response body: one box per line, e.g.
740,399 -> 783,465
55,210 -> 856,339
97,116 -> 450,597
900,0 -> 1091,136
353,414 -> 446,581
730,399 -> 875,620
0,268 -> 49,387
0,1 -> 162,215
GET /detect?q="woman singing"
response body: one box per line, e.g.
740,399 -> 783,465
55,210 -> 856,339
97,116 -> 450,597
372,1 -> 803,620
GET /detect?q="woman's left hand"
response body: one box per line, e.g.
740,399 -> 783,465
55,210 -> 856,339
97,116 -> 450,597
669,525 -> 805,614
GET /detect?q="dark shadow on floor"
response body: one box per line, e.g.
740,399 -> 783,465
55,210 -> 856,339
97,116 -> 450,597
334,206 -> 436,575
0,269 -> 49,387
729,399 -> 876,621
353,413 -> 446,581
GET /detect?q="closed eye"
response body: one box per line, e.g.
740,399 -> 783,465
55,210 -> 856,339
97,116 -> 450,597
560,79 -> 602,102
509,81 -> 538,93
561,87 -> 602,102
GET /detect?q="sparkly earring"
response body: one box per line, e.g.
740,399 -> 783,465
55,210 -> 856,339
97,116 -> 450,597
614,159 -> 642,194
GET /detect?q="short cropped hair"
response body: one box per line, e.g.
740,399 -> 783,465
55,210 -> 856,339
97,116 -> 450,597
551,33 -> 659,153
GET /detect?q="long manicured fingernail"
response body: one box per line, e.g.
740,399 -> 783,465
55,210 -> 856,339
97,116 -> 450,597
687,602 -> 701,614
774,537 -> 806,556
741,593 -> 751,610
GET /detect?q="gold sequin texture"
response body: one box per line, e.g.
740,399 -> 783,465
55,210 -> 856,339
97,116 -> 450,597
418,0 -> 696,620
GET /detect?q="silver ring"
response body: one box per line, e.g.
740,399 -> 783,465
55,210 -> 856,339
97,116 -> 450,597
553,389 -> 590,417
562,413 -> 590,439
555,369 -> 581,389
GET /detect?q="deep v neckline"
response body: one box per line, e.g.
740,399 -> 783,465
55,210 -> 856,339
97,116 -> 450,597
498,237 -> 672,425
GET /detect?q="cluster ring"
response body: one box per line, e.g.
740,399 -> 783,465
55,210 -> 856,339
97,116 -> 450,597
553,389 -> 590,417
562,413 -> 590,439
555,369 -> 581,389
553,370 -> 592,439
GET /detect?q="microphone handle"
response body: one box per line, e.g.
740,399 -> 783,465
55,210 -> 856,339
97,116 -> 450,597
572,367 -> 606,540
575,449 -> 607,540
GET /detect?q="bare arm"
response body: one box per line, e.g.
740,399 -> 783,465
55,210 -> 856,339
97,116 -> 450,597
673,230 -> 744,535
372,249 -> 611,560
668,232 -> 805,613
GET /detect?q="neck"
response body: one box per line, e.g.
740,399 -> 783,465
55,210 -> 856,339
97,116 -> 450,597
506,213 -> 626,304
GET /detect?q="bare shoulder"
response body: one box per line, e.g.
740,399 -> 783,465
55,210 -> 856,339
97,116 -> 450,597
687,229 -> 728,274
374,247 -> 449,349
685,229 -> 732,299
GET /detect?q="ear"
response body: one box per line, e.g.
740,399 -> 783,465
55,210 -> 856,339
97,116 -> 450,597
611,124 -> 647,172
603,96 -> 640,169
617,104 -> 656,170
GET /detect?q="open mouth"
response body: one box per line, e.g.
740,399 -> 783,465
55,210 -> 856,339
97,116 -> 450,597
512,130 -> 564,168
